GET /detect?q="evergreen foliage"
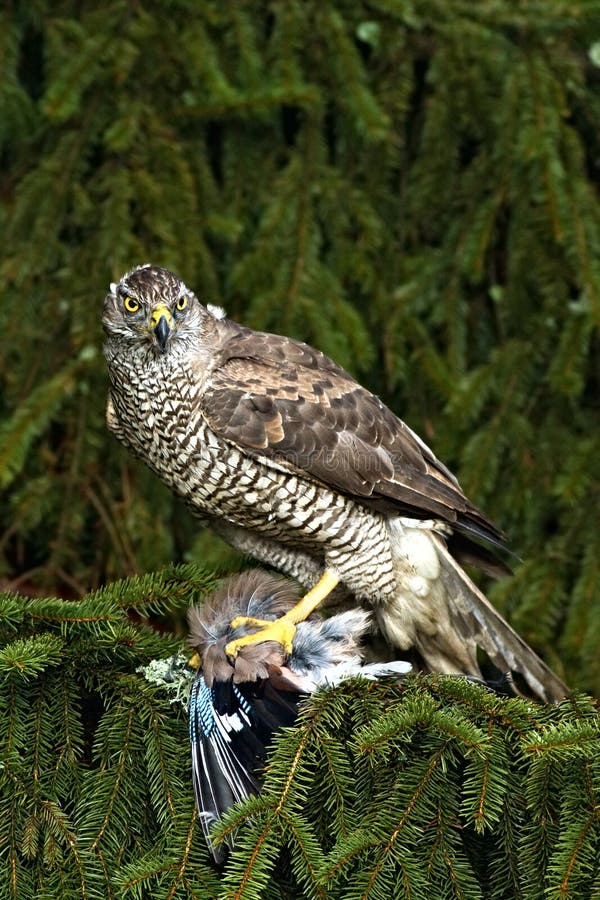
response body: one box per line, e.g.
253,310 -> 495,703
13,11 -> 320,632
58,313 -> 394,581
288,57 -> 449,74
1,1 -> 599,685
0,565 -> 222,900
1,567 -> 600,899
2,0 -> 599,692
2,4 -> 600,892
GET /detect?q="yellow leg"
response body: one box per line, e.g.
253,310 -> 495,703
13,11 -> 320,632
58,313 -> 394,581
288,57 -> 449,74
225,571 -> 340,658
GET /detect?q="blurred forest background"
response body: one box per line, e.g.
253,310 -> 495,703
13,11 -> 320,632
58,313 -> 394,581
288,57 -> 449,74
1,0 -> 599,693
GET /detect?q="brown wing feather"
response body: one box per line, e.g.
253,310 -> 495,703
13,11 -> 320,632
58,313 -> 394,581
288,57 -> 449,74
201,323 -> 504,551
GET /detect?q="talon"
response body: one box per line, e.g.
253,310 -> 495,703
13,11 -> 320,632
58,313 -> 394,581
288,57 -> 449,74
225,616 -> 298,659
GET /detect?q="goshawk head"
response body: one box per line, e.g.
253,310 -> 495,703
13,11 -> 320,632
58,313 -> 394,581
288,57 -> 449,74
102,264 -> 214,357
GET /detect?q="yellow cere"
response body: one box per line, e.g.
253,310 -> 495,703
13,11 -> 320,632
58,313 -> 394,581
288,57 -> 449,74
150,305 -> 174,328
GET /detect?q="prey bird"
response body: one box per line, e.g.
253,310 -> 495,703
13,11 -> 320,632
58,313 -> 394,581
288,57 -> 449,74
187,570 -> 410,861
102,264 -> 567,703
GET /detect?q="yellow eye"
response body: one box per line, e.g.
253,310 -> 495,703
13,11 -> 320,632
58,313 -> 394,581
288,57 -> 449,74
176,295 -> 188,311
124,296 -> 140,313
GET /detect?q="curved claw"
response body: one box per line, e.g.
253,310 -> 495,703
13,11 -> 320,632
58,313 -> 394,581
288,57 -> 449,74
225,615 -> 297,658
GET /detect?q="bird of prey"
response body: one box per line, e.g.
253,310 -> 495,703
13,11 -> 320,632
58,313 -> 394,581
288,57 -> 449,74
102,264 -> 567,703
188,569 -> 410,861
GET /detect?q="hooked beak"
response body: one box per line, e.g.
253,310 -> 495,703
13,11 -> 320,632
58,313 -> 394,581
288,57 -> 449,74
149,305 -> 173,353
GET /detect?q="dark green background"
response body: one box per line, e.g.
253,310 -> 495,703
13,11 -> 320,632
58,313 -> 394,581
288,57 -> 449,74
1,0 -> 599,693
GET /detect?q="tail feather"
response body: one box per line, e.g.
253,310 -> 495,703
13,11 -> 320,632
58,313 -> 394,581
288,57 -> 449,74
432,536 -> 567,703
382,519 -> 567,704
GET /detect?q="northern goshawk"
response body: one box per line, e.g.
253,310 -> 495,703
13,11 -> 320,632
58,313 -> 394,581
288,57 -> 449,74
102,264 -> 566,703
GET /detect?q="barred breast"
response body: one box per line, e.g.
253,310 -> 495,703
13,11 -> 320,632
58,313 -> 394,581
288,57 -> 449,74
106,350 -> 397,606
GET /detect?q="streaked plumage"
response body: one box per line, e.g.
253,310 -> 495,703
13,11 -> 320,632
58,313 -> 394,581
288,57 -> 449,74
103,264 -> 567,703
187,570 -> 410,861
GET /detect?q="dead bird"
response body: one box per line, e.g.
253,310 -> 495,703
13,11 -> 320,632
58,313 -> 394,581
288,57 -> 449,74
188,570 -> 410,862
